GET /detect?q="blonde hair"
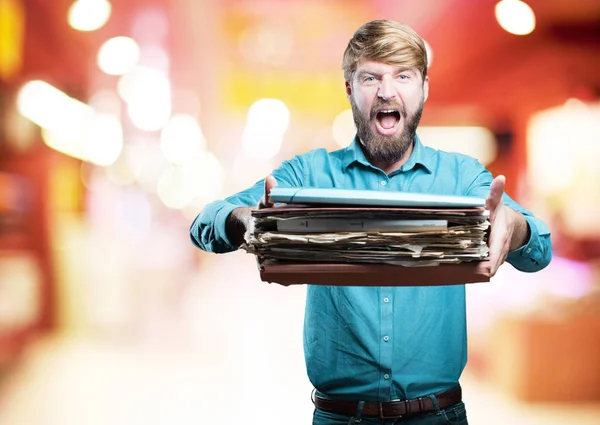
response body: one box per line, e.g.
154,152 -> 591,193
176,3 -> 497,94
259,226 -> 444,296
342,20 -> 428,82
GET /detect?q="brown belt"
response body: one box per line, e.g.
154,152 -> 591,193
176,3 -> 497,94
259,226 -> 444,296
314,386 -> 462,419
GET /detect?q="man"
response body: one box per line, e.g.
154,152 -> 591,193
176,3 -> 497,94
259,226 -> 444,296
190,20 -> 552,424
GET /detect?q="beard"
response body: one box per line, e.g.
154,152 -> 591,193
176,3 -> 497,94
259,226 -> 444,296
350,96 -> 424,166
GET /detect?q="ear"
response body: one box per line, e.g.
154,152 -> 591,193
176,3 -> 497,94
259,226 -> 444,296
423,76 -> 430,102
345,80 -> 352,98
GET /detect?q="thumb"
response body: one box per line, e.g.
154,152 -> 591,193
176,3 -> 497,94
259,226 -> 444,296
260,175 -> 278,208
486,175 -> 506,211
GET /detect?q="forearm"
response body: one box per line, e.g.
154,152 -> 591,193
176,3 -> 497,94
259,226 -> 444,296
189,155 -> 304,253
508,207 -> 531,251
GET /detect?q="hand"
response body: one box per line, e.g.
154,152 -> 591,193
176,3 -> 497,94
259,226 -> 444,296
226,175 -> 278,247
477,175 -> 528,277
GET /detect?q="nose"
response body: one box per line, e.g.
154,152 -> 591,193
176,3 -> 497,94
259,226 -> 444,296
378,74 -> 397,101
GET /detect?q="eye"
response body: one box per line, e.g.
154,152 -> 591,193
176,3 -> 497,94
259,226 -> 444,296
397,74 -> 409,80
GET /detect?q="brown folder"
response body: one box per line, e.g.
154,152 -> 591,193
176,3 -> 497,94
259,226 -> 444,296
257,258 -> 490,287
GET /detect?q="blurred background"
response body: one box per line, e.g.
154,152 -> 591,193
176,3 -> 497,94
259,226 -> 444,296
0,0 -> 599,424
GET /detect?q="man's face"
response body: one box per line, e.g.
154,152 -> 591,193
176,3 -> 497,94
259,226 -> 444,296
346,57 -> 429,166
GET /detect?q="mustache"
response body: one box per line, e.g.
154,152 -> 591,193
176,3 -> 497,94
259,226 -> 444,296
370,100 -> 407,121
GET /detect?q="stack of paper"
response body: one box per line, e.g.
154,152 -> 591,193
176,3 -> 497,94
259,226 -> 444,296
244,188 -> 490,267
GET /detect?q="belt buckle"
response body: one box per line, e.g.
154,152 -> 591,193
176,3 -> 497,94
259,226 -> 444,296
379,402 -> 402,420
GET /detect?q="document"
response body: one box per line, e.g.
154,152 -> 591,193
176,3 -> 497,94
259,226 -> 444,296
275,217 -> 448,233
244,194 -> 490,267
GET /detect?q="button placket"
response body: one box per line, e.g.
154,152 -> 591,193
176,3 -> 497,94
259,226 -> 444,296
379,289 -> 394,398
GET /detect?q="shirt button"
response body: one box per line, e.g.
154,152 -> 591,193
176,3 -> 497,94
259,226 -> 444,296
526,248 -> 532,253
380,180 -> 387,186
383,297 -> 389,303
383,374 -> 390,380
383,336 -> 389,342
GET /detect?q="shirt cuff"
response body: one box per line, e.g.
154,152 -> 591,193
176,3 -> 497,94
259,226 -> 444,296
506,215 -> 550,271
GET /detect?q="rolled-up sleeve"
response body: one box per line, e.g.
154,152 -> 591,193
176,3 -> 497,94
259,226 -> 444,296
189,155 -> 305,253
506,214 -> 552,272
463,157 -> 552,273
190,200 -> 242,253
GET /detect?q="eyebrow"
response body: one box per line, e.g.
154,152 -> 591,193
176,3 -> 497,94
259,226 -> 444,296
356,67 -> 416,79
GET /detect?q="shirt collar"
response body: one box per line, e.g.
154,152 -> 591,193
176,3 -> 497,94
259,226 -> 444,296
342,133 -> 433,174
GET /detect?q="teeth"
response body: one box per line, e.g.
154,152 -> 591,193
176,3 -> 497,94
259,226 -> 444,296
380,109 -> 397,113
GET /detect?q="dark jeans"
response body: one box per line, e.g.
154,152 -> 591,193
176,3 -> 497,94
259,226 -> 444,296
313,401 -> 468,425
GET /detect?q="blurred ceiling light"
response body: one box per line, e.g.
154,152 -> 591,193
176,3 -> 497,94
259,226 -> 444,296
194,152 -> 224,202
88,89 -> 121,115
41,128 -> 88,162
160,114 -> 206,165
182,153 -> 225,220
418,126 -> 497,165
85,114 -> 123,166
117,66 -> 167,103
242,98 -> 290,160
139,45 -> 170,74
41,113 -> 123,167
528,101 -> 600,199
332,109 -> 356,148
157,163 -> 200,210
17,80 -> 91,130
117,66 -> 171,131
128,99 -> 171,132
68,0 -> 111,32
97,36 -> 140,75
17,80 -> 122,165
495,0 -> 536,35
105,149 -> 137,186
527,101 -> 600,238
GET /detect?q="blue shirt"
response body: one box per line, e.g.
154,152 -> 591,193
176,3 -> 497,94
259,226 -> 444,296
190,135 -> 552,401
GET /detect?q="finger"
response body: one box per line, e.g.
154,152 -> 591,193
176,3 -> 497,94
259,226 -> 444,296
485,175 -> 506,212
475,260 -> 491,277
265,175 -> 278,204
487,225 -> 510,277
258,175 -> 278,209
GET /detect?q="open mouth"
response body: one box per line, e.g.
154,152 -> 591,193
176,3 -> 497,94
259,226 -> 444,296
375,109 -> 401,134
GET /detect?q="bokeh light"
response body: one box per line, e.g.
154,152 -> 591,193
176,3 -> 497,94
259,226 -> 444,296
242,98 -> 290,160
97,37 -> 141,76
418,126 -> 497,165
495,0 -> 536,35
160,114 -> 206,165
118,66 -> 172,131
332,109 -> 356,148
67,0 -> 111,32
